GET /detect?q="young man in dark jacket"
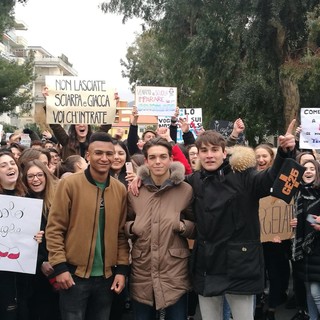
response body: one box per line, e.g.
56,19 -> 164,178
185,121 -> 296,320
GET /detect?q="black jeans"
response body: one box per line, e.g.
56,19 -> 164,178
59,275 -> 114,320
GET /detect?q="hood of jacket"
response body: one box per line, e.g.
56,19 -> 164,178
228,145 -> 257,172
137,161 -> 186,186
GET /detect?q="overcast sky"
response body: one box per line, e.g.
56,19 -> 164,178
14,0 -> 141,102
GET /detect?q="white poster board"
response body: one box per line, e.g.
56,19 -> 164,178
300,108 -> 320,149
45,76 -> 117,125
0,195 -> 43,274
135,86 -> 177,116
157,108 -> 203,143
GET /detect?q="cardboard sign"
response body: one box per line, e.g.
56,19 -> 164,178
300,108 -> 320,149
45,76 -> 117,125
259,196 -> 294,242
0,195 -> 43,274
135,86 -> 177,116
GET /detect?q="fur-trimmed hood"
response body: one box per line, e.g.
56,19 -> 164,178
137,161 -> 186,185
228,145 -> 257,172
195,145 -> 257,172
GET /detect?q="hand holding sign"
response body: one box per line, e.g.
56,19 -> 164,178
278,119 -> 296,152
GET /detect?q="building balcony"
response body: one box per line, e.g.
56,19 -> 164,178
34,57 -> 78,76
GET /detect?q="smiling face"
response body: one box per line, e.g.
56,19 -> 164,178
188,146 -> 199,170
198,143 -> 226,171
87,141 -> 114,182
0,154 -> 19,190
111,144 -> 127,173
303,162 -> 316,184
75,124 -> 89,142
26,166 -> 46,193
255,147 -> 273,171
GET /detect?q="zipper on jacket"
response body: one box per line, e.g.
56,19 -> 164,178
84,187 -> 100,276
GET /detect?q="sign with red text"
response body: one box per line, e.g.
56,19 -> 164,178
135,86 -> 177,116
158,108 -> 202,143
259,196 -> 294,242
0,195 -> 43,274
45,76 -> 117,125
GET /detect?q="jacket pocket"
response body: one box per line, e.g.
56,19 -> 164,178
227,241 -> 262,280
168,248 -> 191,259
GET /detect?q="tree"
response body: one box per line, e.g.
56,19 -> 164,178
101,0 -> 320,144
0,0 -> 28,35
0,0 -> 34,117
0,51 -> 35,115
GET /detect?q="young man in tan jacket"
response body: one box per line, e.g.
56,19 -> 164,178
46,132 -> 129,320
126,137 -> 194,320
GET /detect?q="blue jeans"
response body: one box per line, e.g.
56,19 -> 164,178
132,293 -> 188,320
59,275 -> 113,320
305,282 -> 320,320
223,297 -> 231,320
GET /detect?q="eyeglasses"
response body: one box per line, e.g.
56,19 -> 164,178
26,172 -> 45,180
93,150 -> 114,157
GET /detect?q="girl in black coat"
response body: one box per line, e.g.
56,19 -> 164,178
291,159 -> 320,320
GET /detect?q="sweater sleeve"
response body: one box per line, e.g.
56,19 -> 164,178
183,131 -> 196,146
172,144 -> 192,175
50,124 -> 70,147
127,124 -> 140,156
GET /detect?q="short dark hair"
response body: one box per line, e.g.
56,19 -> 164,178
195,130 -> 226,151
89,132 -> 113,145
142,137 -> 172,158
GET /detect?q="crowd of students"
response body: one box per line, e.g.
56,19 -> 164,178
0,109 -> 319,320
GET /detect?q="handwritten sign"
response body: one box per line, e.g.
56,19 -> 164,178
259,196 -> 294,242
300,108 -> 320,149
135,86 -> 177,116
158,108 -> 203,143
0,195 -> 43,274
45,76 -> 117,125
210,119 -> 245,144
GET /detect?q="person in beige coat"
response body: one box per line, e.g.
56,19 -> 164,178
126,137 -> 195,320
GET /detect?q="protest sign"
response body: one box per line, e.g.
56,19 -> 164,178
158,116 -> 172,128
20,133 -> 31,148
259,196 -> 294,242
0,195 -> 43,274
135,86 -> 177,116
210,119 -> 245,143
157,108 -> 203,143
300,108 -> 320,149
45,76 -> 117,125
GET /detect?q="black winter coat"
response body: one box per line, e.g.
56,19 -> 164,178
186,147 -> 289,296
